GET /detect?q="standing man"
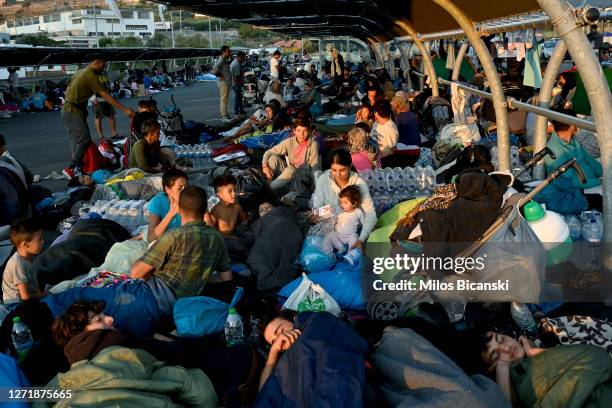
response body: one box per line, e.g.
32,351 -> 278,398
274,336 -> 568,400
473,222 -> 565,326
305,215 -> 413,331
214,45 -> 232,122
230,51 -> 247,117
270,50 -> 281,81
61,56 -> 134,179
92,72 -> 120,141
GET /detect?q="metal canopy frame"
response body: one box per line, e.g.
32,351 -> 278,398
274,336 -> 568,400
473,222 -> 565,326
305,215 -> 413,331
157,0 -> 612,264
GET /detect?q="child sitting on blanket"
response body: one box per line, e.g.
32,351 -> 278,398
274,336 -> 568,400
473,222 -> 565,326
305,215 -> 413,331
206,174 -> 251,262
2,218 -> 45,305
322,185 -> 364,255
206,174 -> 248,236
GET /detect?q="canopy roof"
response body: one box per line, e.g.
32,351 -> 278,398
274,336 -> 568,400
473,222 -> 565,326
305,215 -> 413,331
159,0 -> 540,40
0,47 -> 220,67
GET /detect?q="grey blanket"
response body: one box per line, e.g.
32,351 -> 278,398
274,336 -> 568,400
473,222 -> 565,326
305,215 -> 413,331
371,328 -> 510,408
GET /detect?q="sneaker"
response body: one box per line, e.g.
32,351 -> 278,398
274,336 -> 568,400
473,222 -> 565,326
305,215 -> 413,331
221,116 -> 232,122
73,167 -> 82,177
62,167 -> 75,180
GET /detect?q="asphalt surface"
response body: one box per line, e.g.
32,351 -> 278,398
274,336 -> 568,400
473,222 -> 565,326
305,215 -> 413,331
0,82 -> 225,191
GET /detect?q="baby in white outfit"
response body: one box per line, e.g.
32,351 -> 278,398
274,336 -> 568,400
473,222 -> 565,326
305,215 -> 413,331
322,185 -> 364,255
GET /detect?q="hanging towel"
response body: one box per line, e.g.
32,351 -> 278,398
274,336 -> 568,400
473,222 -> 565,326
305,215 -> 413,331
451,83 -> 469,123
330,48 -> 342,78
523,31 -> 542,88
446,42 -> 456,70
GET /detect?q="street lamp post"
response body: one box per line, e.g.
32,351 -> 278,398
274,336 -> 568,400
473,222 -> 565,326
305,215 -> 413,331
92,0 -> 99,48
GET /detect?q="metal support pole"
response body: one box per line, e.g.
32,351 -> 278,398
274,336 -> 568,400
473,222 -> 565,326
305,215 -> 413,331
451,41 -> 469,81
395,39 -> 412,90
433,0 -> 510,171
533,40 -> 567,179
434,76 -> 596,132
92,0 -> 99,48
367,40 -> 384,69
208,16 -> 212,48
538,0 -> 612,269
396,20 -> 439,96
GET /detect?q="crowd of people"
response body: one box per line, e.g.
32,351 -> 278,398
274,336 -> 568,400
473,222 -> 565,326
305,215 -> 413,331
0,34 -> 610,407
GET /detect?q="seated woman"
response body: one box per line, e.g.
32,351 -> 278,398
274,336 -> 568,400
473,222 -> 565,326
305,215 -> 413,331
147,168 -> 188,242
292,81 -> 322,117
310,149 -> 377,248
262,117 -> 320,190
391,91 -> 420,146
263,80 -> 287,109
347,125 -> 381,172
225,103 -> 280,143
128,119 -> 164,173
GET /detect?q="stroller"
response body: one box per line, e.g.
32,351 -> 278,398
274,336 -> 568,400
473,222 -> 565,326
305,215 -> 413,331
368,149 -> 587,321
157,94 -> 189,144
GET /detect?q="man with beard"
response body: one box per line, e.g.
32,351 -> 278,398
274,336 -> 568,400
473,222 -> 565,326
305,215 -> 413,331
61,56 -> 134,179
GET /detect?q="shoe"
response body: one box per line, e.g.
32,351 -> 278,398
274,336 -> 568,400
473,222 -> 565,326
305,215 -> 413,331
73,167 -> 82,177
62,167 -> 75,180
221,116 -> 232,122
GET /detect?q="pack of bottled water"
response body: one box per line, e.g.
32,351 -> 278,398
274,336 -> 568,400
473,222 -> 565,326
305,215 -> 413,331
491,145 -> 521,172
173,144 -> 214,169
360,166 -> 437,214
90,199 -> 148,233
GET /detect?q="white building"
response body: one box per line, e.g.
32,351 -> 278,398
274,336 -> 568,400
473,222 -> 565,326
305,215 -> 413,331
0,8 -> 156,47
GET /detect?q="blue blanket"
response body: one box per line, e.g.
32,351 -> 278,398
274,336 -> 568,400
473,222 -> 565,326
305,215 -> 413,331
255,312 -> 368,408
44,282 -> 161,338
240,130 -> 291,149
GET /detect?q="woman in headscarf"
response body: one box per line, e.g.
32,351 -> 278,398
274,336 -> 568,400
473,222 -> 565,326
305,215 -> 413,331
347,125 -> 381,172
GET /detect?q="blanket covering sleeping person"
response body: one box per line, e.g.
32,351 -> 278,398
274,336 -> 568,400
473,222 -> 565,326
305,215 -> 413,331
370,328 -> 510,408
255,312 -> 368,408
33,346 -> 218,408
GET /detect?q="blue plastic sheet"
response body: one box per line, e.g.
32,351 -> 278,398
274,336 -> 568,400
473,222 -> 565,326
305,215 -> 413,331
240,130 -> 291,149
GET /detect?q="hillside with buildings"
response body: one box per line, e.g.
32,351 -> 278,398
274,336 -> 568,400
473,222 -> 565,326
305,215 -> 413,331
0,1 -> 150,21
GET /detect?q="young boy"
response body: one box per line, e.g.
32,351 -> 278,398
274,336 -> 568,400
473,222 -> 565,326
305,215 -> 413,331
206,174 -> 247,236
2,218 -> 45,304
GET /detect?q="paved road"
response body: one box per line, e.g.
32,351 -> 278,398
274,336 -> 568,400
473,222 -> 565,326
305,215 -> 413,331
0,82 -> 224,186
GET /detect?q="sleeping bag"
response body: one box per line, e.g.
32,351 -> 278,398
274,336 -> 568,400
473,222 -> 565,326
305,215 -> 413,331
43,281 -> 161,338
247,206 -> 303,295
33,219 -> 131,288
255,312 -> 368,408
371,328 -> 510,408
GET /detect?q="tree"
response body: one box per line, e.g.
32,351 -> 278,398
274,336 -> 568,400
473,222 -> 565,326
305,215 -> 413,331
112,36 -> 144,48
147,32 -> 170,48
98,37 -> 114,48
17,34 -> 65,47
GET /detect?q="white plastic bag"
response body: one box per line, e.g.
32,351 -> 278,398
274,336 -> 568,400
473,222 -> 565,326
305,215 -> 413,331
282,273 -> 341,316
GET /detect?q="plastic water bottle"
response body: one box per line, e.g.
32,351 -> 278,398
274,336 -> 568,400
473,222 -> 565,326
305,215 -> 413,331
415,166 -> 427,193
225,308 -> 244,347
581,218 -> 603,243
510,301 -> 538,334
423,166 -> 437,192
404,167 -> 416,196
564,214 -> 582,242
12,317 -> 33,363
